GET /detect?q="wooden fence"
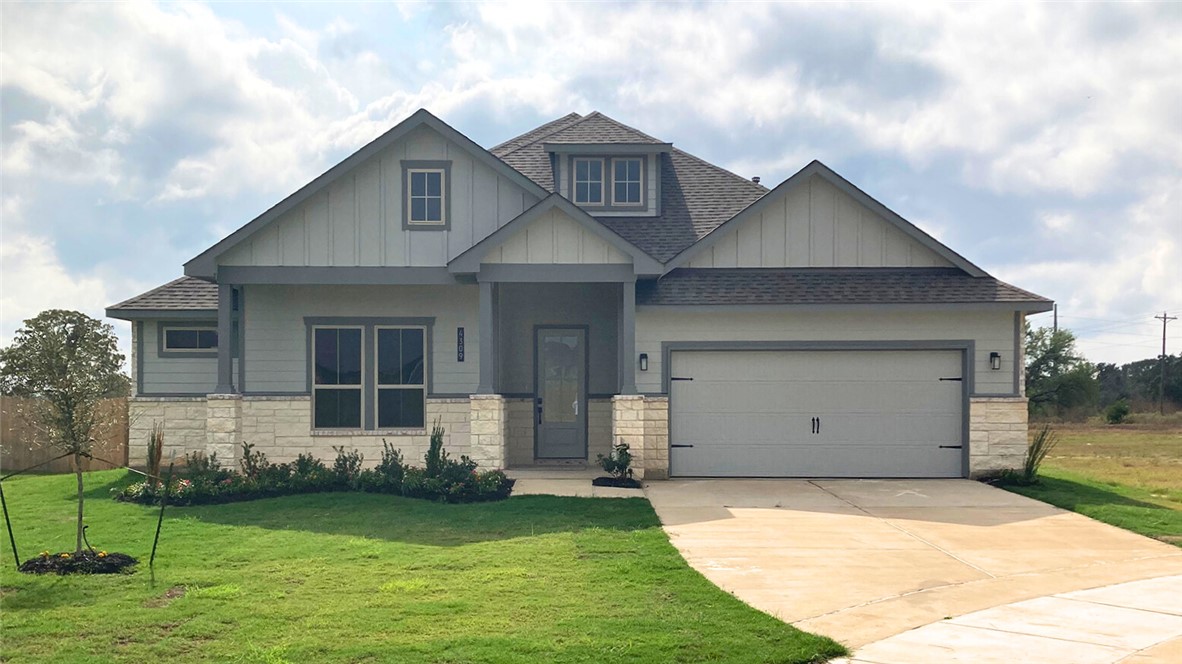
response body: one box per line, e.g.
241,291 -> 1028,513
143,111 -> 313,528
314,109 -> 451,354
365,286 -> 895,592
0,396 -> 129,474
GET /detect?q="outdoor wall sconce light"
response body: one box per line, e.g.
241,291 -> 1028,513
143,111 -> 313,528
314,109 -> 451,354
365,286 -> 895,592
639,353 -> 649,371
990,352 -> 1002,370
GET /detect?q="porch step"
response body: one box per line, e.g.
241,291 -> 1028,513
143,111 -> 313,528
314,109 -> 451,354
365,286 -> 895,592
528,459 -> 589,468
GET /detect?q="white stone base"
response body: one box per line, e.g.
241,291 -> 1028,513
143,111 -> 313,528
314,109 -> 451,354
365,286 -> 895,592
611,395 -> 669,480
969,396 -> 1029,477
128,396 -> 208,467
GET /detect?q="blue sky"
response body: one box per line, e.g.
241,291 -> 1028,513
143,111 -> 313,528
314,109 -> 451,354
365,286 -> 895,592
2,1 -> 1180,365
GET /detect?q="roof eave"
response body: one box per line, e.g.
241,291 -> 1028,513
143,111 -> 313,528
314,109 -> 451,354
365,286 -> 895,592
184,109 -> 550,280
105,308 -> 218,321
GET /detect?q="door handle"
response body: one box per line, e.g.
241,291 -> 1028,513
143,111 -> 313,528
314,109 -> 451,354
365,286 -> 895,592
536,398 -> 543,425
810,417 -> 817,434
572,399 -> 578,416
817,417 -> 821,434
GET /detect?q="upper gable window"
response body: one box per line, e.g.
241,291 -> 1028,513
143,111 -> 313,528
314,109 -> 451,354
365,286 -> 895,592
401,160 -> 451,230
611,158 -> 643,206
573,158 -> 604,205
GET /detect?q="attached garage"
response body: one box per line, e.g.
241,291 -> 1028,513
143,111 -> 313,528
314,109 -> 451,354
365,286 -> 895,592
668,347 -> 967,478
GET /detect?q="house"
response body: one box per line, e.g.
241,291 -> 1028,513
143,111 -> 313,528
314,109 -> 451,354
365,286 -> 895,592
106,109 -> 1051,479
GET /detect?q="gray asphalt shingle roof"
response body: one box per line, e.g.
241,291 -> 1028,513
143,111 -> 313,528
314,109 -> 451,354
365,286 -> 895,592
492,112 -> 768,260
636,268 -> 1052,306
107,276 -> 217,312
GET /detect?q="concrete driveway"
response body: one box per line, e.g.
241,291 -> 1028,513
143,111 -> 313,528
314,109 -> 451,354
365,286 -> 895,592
644,479 -> 1182,656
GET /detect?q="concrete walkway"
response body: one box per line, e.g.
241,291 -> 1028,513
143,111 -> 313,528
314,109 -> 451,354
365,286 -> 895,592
506,468 -> 644,498
841,575 -> 1182,663
643,479 -> 1182,657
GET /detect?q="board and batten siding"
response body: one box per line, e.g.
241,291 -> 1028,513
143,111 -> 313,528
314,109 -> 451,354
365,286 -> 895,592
482,207 -> 631,265
243,284 -> 478,395
635,309 -> 1016,395
219,125 -> 541,268
686,174 -> 954,269
139,321 -> 233,395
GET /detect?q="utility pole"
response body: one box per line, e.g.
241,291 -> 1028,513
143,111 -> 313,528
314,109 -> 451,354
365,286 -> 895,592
1053,304 -> 1058,333
1156,311 -> 1177,415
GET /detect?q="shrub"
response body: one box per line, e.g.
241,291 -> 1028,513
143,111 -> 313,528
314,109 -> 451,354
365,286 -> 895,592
115,428 -> 514,506
1021,424 -> 1059,483
597,440 -> 634,481
1105,399 -> 1131,425
331,446 -> 365,489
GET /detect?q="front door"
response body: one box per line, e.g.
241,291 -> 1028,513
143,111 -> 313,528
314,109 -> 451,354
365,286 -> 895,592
535,327 -> 587,459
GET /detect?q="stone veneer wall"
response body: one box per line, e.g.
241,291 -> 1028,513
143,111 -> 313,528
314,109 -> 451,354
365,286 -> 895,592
968,396 -> 1028,477
128,397 -> 208,467
611,395 -> 669,480
468,395 -> 506,468
240,396 -> 473,467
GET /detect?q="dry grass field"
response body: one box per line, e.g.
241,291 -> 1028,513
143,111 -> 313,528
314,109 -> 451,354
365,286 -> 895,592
1039,419 -> 1182,504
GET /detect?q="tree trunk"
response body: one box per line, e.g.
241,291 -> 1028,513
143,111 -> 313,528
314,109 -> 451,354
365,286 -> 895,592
74,453 -> 85,554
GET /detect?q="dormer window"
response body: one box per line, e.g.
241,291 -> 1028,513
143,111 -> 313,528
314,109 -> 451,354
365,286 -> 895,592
573,158 -> 604,205
612,158 -> 642,206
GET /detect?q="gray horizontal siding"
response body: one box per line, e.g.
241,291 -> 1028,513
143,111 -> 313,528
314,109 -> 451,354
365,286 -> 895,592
140,320 -> 225,395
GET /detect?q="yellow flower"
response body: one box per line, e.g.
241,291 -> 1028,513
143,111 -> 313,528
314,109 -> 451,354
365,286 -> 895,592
40,550 -> 50,557
97,551 -> 107,558
60,553 -> 71,558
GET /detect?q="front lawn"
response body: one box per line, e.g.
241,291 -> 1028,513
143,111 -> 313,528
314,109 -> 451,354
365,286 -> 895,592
0,470 -> 844,663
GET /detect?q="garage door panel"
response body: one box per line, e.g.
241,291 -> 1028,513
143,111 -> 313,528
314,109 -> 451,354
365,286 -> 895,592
671,442 -> 965,478
669,349 -> 964,478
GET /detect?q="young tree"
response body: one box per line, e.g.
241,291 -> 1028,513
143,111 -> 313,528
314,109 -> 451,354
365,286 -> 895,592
1025,324 -> 1099,417
0,310 -> 127,554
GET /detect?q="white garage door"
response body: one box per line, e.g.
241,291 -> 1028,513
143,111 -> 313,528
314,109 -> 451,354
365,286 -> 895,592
669,350 -> 965,478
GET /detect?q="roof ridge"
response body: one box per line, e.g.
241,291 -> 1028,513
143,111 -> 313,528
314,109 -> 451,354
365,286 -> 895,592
671,146 -> 769,193
491,112 -> 583,156
108,276 -> 194,310
576,111 -> 667,144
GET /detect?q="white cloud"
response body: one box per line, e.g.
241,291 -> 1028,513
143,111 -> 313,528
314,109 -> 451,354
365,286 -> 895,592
0,197 -> 140,363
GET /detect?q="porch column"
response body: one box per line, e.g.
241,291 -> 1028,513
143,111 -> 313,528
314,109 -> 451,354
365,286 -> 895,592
477,280 -> 495,393
214,283 -> 235,394
620,280 -> 638,395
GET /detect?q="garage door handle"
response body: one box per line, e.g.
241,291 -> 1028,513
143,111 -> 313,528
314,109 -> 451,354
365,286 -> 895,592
671,444 -> 694,448
939,445 -> 963,449
816,417 -> 820,434
939,377 -> 963,382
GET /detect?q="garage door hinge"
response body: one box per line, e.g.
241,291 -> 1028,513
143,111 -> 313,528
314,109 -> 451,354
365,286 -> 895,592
670,444 -> 694,448
938,377 -> 963,381
671,376 -> 694,381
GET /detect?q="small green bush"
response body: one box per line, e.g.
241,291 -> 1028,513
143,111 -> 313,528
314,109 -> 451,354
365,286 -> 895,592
1105,399 -> 1131,424
115,426 -> 514,506
596,440 -> 634,481
1021,424 -> 1059,483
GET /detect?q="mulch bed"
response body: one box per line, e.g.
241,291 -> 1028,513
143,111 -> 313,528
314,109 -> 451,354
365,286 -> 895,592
591,476 -> 643,489
18,550 -> 137,575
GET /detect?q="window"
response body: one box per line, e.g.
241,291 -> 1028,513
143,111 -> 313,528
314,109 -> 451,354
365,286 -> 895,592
407,169 -> 445,225
573,158 -> 604,204
163,326 -> 217,352
376,327 -> 426,428
312,327 -> 363,429
612,158 -> 643,205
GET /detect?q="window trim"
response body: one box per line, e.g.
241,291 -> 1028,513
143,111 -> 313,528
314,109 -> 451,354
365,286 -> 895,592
401,160 -> 452,231
310,325 -> 365,430
158,322 -> 219,358
572,157 -> 606,205
374,325 -> 428,430
304,316 -> 436,432
610,157 -> 644,207
567,155 -> 649,211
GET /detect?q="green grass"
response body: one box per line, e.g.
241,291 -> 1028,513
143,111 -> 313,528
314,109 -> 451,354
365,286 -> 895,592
1005,423 -> 1182,547
0,470 -> 844,663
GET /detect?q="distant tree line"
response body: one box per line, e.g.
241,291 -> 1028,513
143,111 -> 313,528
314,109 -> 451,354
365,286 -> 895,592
1025,324 -> 1182,419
